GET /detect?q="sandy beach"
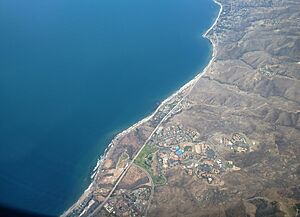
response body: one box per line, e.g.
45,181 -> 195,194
61,1 -> 223,216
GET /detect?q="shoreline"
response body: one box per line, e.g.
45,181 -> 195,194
61,1 -> 222,216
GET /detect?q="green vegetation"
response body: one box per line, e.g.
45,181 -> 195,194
184,146 -> 192,152
134,145 -> 157,174
226,161 -> 234,168
294,203 -> 300,211
134,145 -> 167,185
153,175 -> 167,185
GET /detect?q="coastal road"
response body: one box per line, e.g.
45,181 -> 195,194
63,2 -> 223,216
88,77 -> 203,217
134,163 -> 154,217
88,104 -> 175,216
88,3 -> 223,214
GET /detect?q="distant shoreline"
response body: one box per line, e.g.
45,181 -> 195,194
61,0 -> 223,216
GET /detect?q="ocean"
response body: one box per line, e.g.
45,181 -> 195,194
0,0 -> 218,215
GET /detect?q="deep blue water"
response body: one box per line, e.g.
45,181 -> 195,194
0,0 -> 218,216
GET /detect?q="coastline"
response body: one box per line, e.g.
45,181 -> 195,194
61,0 -> 222,216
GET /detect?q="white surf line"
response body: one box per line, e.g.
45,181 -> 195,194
62,1 -> 223,216
87,1 -> 223,216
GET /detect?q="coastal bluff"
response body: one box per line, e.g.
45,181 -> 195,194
63,0 -> 300,216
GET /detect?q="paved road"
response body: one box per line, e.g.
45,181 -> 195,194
134,163 -> 154,217
88,110 -> 170,217
88,68 -> 210,216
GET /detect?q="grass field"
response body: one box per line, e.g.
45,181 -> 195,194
134,145 -> 167,185
134,145 -> 157,173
